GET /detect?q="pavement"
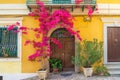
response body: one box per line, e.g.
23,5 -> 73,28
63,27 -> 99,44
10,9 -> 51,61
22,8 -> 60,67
22,72 -> 120,80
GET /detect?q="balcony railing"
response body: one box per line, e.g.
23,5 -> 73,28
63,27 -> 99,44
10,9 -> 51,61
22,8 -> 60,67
27,0 -> 96,5
26,0 -> 96,14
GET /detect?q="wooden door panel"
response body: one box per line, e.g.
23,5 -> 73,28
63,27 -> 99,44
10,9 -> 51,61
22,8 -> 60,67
107,27 -> 120,62
64,38 -> 74,71
51,38 -> 64,60
50,37 -> 75,71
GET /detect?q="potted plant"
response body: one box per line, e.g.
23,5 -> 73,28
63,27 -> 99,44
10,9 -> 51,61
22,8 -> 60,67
75,38 -> 103,77
49,58 -> 62,73
95,65 -> 110,76
36,57 -> 49,80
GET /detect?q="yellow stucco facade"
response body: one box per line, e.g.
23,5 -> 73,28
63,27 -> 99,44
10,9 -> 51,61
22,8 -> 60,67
0,0 -> 120,73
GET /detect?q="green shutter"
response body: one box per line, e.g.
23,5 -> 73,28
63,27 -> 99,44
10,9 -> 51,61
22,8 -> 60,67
0,27 -> 18,58
52,0 -> 71,4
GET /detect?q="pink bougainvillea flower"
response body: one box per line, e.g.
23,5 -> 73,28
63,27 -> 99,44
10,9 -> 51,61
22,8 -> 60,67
13,30 -> 20,33
28,54 -> 35,61
88,6 -> 93,17
66,27 -> 76,36
33,41 -> 39,48
75,0 -> 83,4
7,25 -> 15,31
29,12 -> 36,16
51,38 -> 62,49
46,53 -> 51,56
36,1 -> 44,7
8,1 -> 82,61
24,40 -> 31,46
19,26 -> 27,31
35,34 -> 40,38
96,7 -> 98,11
28,49 -> 44,61
16,22 -> 20,26
22,32 -> 27,34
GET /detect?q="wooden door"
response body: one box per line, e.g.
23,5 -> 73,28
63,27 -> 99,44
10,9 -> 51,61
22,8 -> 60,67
63,38 -> 75,71
50,37 -> 75,71
107,27 -> 120,62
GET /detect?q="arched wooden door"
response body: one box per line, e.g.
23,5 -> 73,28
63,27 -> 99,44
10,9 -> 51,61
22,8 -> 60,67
50,28 -> 75,71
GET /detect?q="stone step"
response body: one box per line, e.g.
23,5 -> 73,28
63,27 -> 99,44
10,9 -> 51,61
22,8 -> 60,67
109,70 -> 120,75
106,66 -> 120,69
105,64 -> 120,69
104,64 -> 120,75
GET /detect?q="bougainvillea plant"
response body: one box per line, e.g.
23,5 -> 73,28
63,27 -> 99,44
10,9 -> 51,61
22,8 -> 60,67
7,0 -> 95,62
75,0 -> 97,17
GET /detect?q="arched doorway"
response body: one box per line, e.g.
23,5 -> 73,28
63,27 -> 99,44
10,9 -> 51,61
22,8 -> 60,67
50,28 -> 75,71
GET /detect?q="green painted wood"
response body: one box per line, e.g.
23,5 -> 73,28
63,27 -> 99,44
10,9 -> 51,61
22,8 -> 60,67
0,27 -> 18,58
52,0 -> 71,4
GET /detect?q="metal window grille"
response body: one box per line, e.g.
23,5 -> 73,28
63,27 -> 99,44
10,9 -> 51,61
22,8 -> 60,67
0,27 -> 18,58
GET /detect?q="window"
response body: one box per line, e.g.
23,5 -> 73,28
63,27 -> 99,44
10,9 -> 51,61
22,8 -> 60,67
52,0 -> 71,4
0,17 -> 22,61
0,27 -> 18,58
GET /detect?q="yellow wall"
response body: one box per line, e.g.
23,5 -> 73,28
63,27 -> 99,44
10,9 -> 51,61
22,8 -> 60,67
74,16 -> 103,41
97,0 -> 120,4
0,0 -> 26,4
22,16 -> 41,73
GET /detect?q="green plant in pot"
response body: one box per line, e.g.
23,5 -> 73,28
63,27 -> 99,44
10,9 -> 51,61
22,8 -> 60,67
95,65 -> 110,76
49,58 -> 62,73
78,38 -> 103,77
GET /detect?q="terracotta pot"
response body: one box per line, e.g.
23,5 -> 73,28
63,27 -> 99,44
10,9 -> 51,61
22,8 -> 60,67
83,67 -> 93,77
53,68 -> 59,73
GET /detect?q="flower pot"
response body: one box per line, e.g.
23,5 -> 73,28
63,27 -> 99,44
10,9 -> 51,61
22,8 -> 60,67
83,67 -> 93,77
36,69 -> 48,80
53,68 -> 59,73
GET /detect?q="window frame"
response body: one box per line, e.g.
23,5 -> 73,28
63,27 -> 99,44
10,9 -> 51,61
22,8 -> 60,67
0,17 -> 22,62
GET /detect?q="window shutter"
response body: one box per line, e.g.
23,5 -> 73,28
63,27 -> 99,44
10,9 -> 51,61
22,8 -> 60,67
0,27 -> 18,58
52,0 -> 71,4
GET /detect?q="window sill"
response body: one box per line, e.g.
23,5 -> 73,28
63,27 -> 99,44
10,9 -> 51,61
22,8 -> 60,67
0,58 -> 21,62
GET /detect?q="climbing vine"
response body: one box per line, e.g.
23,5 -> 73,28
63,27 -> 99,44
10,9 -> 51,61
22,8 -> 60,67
7,1 -> 87,61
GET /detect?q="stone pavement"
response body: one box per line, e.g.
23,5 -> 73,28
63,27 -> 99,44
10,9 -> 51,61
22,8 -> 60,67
22,72 -> 120,80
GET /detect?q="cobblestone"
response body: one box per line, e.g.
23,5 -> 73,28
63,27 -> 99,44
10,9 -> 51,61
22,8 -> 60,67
22,72 -> 120,80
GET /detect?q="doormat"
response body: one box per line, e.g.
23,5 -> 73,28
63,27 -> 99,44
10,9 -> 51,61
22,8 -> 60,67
60,72 -> 72,77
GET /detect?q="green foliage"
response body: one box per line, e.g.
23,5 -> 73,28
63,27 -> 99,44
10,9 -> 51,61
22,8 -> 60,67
72,43 -> 81,66
49,58 -> 62,69
95,66 -> 110,76
74,38 -> 103,68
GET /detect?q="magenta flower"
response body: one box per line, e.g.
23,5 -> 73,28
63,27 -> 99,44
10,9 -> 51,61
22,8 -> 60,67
88,6 -> 93,17
7,25 -> 15,31
24,40 -> 31,46
8,1 -> 83,61
75,0 -> 83,4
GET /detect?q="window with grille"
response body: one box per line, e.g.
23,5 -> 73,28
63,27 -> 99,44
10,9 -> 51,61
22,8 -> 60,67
0,27 -> 18,58
52,0 -> 71,4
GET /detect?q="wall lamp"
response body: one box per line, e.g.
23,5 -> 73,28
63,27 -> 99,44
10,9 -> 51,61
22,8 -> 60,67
83,16 -> 92,22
